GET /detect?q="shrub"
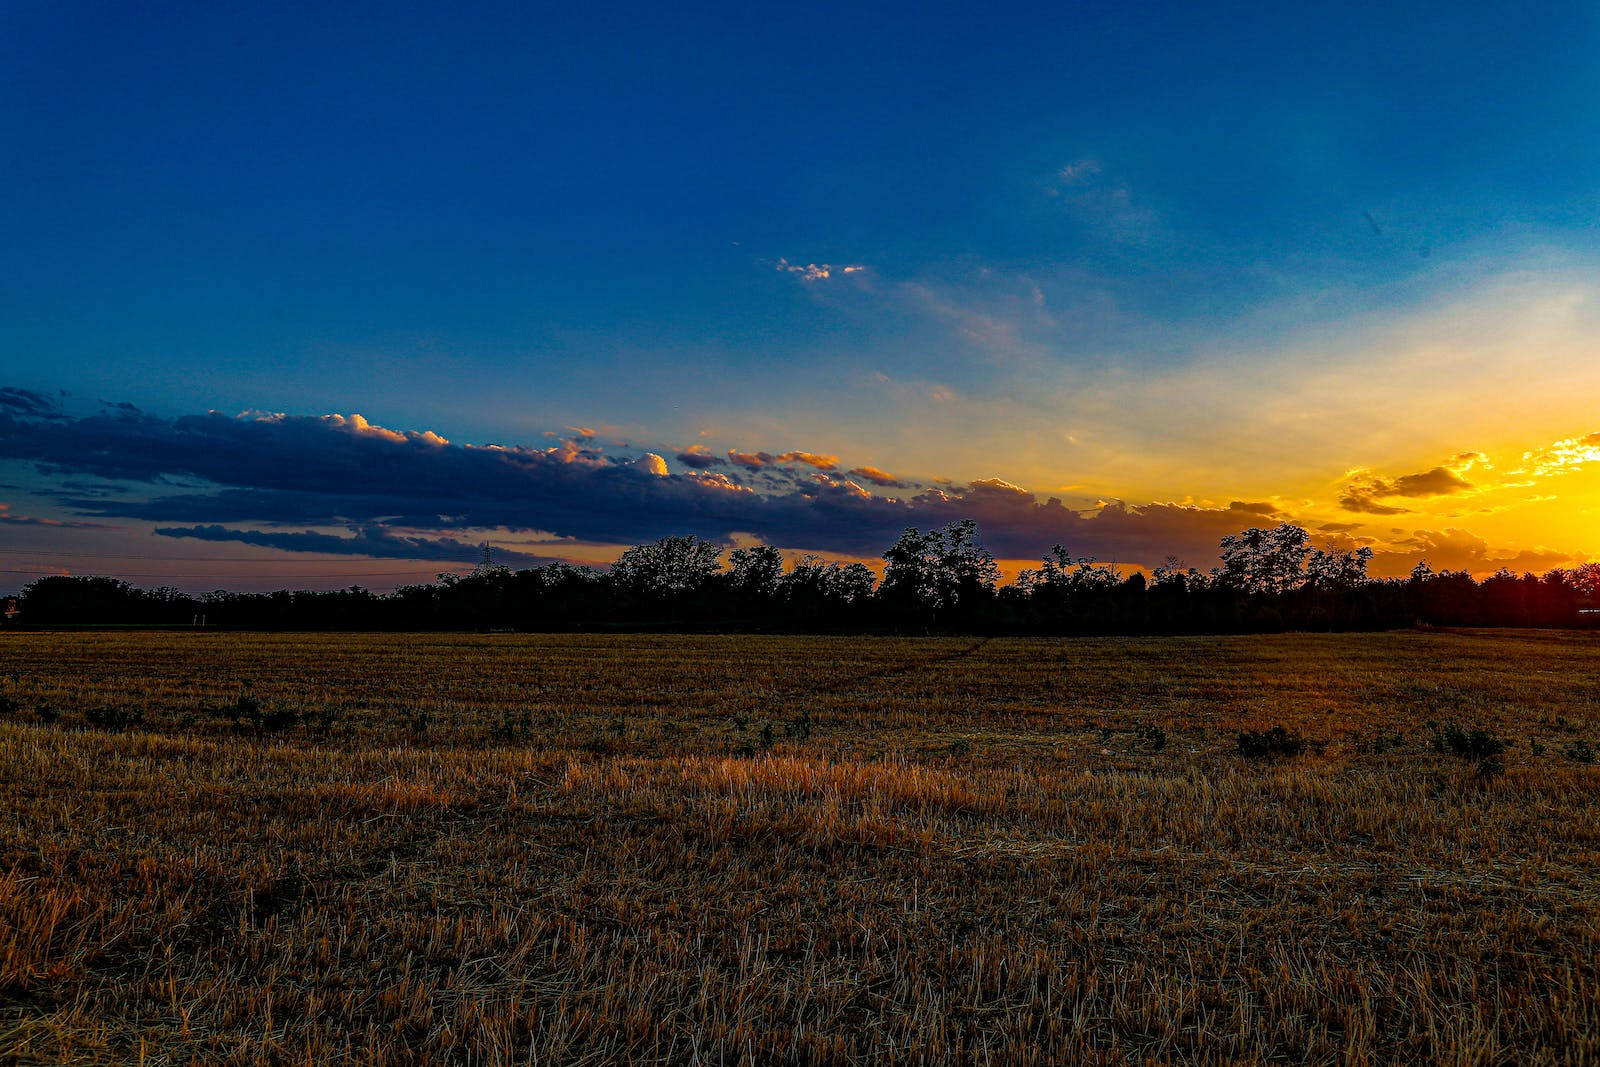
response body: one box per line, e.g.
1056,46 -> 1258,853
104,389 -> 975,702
1362,731 -> 1407,754
230,690 -> 300,733
1136,723 -> 1167,751
1425,720 -> 1510,761
784,709 -> 814,741
490,710 -> 533,743
1562,739 -> 1595,764
1237,725 -> 1304,758
84,705 -> 144,732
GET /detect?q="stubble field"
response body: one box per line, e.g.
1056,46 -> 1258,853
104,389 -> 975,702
1,629 -> 1597,1064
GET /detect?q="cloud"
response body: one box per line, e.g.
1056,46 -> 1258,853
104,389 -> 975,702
724,449 -> 834,471
6,398 -> 1583,576
776,258 -> 866,282
155,524 -> 568,566
0,387 -> 65,420
1340,496 -> 1410,516
1055,159 -> 1102,184
1045,160 -> 1157,243
776,450 -> 838,470
632,452 -> 670,477
1367,528 -> 1573,577
848,465 -> 906,488
675,445 -> 726,469
0,399 -> 1368,567
1517,430 -> 1600,477
0,502 -> 112,528
895,276 -> 1058,364
1339,455 -> 1477,514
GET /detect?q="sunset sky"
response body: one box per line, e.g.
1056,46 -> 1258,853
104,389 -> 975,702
3,2 -> 1598,590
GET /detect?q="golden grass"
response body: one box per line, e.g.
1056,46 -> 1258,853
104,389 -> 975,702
0,629 -> 1596,1063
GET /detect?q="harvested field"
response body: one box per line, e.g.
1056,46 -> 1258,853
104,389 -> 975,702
1,629 -> 1598,1064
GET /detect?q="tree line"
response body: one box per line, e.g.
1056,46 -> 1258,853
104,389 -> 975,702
9,521 -> 1599,633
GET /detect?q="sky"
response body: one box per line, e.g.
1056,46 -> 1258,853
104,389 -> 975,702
2,0 -> 1598,590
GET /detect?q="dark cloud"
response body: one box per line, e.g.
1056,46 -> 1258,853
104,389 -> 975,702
1340,462 -> 1474,514
155,524 -> 570,566
1388,467 -> 1473,497
675,446 -> 727,469
1339,494 -> 1410,516
1,401 -> 1325,566
725,449 -> 838,471
0,387 -> 65,419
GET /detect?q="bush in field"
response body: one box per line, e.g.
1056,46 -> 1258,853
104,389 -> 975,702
84,705 -> 145,732
1426,720 -> 1509,760
784,709 -> 814,741
1237,725 -> 1305,757
230,689 -> 300,733
490,710 -> 534,743
1136,723 -> 1168,751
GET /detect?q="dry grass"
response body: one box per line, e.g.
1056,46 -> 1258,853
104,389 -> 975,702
0,629 -> 1597,1064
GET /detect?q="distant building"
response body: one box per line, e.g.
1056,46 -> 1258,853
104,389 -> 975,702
1,598 -> 19,624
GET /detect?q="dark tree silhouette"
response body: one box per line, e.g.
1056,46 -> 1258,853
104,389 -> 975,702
1217,524 -> 1313,595
7,520 -> 1593,634
880,520 -> 999,625
610,536 -> 724,598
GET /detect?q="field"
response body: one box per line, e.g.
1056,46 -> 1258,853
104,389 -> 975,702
1,629 -> 1598,1065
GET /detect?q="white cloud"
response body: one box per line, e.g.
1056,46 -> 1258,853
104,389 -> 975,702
776,258 -> 866,282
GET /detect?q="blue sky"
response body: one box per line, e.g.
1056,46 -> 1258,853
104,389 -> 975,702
3,1 -> 1598,586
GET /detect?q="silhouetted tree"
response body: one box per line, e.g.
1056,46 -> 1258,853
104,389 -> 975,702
880,520 -> 998,624
14,520 -> 1598,635
610,536 -> 723,598
1570,561 -> 1600,600
727,545 -> 784,598
1218,524 -> 1313,595
1306,545 -> 1374,589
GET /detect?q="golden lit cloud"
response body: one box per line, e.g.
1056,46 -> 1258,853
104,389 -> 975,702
727,449 -> 839,470
1339,456 -> 1478,515
776,450 -> 838,470
848,465 -> 905,487
1516,430 -> 1600,477
632,452 -> 670,477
